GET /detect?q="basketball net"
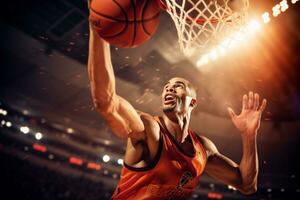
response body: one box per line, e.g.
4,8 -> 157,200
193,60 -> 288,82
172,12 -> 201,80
160,0 -> 249,56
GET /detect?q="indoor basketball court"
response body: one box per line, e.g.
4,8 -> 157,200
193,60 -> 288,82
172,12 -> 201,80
0,0 -> 300,200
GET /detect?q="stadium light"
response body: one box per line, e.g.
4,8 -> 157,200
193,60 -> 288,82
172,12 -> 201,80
272,4 -> 281,17
35,132 -> 43,140
0,108 -> 7,116
5,121 -> 12,127
102,154 -> 110,162
20,126 -> 30,134
247,20 -> 261,33
66,128 -> 74,134
262,12 -> 271,23
117,158 -> 124,165
280,0 -> 289,12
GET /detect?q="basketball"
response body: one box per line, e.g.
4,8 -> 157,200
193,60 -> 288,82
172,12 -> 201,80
89,0 -> 161,48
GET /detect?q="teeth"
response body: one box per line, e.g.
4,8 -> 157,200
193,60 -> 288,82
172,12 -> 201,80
165,95 -> 174,101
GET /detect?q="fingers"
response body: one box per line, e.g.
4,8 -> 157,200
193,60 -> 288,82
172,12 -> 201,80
259,99 -> 267,112
227,107 -> 237,120
248,91 -> 254,109
254,93 -> 259,110
244,91 -> 266,111
242,94 -> 248,110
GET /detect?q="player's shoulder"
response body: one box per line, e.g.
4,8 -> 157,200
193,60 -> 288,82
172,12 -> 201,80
196,135 -> 219,156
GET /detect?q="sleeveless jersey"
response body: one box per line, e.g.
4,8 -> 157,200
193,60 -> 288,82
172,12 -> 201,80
112,117 -> 207,200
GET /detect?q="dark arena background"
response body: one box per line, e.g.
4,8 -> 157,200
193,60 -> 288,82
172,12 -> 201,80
1,0 -> 300,199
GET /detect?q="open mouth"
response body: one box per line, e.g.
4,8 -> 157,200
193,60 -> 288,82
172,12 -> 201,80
164,94 -> 176,105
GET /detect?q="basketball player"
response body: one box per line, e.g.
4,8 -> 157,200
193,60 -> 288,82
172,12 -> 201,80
87,7 -> 267,200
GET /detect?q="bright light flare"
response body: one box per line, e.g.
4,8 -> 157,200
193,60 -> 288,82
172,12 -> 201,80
35,132 -> 43,140
196,55 -> 210,67
117,159 -> 123,165
5,121 -> 12,127
216,46 -> 226,57
66,128 -> 74,134
272,4 -> 281,17
228,185 -> 237,190
102,154 -> 110,162
262,12 -> 271,23
247,20 -> 261,33
209,49 -> 219,61
291,0 -> 299,4
280,0 -> 289,12
20,126 -> 30,134
0,108 -> 7,116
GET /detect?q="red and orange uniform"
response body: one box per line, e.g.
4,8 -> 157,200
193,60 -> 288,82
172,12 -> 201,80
112,117 -> 207,200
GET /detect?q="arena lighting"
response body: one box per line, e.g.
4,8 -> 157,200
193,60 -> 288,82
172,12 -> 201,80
228,185 -> 237,191
32,143 -> 47,153
272,4 -> 281,17
66,128 -> 74,134
20,126 -> 30,134
197,0 -> 298,66
1,120 -> 5,126
262,12 -> 271,23
117,158 -> 124,165
87,162 -> 102,170
102,154 -> 110,162
247,19 -> 262,33
207,192 -> 222,199
209,49 -> 219,61
0,108 -> 7,116
35,132 -> 43,140
69,156 -> 83,166
5,121 -> 12,127
280,0 -> 289,12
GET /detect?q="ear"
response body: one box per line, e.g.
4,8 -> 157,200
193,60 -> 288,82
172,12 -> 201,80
190,98 -> 197,107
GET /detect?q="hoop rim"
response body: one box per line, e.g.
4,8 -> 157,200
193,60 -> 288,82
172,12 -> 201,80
157,0 -> 232,25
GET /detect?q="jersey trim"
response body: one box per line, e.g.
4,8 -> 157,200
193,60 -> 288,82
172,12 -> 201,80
159,117 -> 196,158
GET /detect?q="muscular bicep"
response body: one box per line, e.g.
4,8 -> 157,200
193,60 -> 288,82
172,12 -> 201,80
97,95 -> 145,139
200,136 -> 242,188
205,153 -> 242,188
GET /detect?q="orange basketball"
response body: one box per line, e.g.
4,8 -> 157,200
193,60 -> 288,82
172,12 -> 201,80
89,0 -> 161,48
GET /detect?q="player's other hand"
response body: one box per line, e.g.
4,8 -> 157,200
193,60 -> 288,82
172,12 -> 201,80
227,91 -> 267,138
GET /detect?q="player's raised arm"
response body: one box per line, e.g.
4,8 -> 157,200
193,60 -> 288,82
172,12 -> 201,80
201,92 -> 267,195
87,26 -> 145,139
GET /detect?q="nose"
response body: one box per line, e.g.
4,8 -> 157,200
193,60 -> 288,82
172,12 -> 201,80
166,86 -> 175,93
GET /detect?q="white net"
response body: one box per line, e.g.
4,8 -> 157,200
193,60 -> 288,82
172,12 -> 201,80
161,0 -> 249,56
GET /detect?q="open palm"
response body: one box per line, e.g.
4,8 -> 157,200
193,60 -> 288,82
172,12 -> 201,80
228,92 -> 267,137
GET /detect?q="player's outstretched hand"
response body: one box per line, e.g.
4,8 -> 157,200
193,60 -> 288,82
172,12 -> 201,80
227,91 -> 267,138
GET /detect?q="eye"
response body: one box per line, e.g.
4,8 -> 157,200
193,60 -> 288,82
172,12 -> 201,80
175,84 -> 184,88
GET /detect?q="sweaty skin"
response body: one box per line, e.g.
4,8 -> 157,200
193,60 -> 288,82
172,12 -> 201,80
88,19 -> 267,195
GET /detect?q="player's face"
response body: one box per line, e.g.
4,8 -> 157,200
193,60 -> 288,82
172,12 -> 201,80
162,78 -> 193,114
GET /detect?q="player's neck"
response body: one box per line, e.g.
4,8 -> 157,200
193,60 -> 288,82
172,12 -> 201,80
162,112 -> 191,143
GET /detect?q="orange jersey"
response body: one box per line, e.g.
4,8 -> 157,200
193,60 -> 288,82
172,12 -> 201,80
112,117 -> 207,200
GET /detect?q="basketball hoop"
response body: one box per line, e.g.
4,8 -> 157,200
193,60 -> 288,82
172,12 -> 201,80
159,0 -> 249,56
